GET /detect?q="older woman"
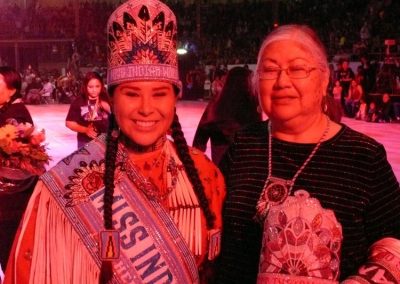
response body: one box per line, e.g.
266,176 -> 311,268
4,1 -> 225,283
217,25 -> 400,283
0,66 -> 33,126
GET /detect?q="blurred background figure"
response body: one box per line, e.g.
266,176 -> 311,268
355,97 -> 368,120
23,76 -> 42,105
210,68 -> 227,99
0,66 -> 42,276
366,101 -> 379,122
377,92 -> 394,122
345,78 -> 363,117
39,76 -> 55,104
0,66 -> 33,126
65,71 -> 110,149
193,66 -> 262,165
337,59 -> 355,108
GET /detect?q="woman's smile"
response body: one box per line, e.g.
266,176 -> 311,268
134,119 -> 158,129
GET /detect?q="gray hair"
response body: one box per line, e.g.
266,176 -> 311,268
252,25 -> 329,93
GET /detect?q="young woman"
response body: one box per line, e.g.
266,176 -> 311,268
5,1 -> 225,283
66,71 -> 110,149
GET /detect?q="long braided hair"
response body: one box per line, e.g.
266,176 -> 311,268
99,112 -> 119,284
170,111 -> 215,229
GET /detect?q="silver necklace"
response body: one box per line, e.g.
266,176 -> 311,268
256,118 -> 330,220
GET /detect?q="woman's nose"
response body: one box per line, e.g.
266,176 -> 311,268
138,97 -> 153,115
274,69 -> 291,89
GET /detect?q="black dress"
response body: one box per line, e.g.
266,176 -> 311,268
0,102 -> 33,126
217,121 -> 400,283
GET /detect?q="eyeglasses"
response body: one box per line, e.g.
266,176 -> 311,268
258,65 -> 318,80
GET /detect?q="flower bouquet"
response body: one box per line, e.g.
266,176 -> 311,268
0,119 -> 50,177
0,119 -> 51,268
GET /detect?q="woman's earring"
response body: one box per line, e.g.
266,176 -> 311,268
111,127 -> 120,140
322,96 -> 328,113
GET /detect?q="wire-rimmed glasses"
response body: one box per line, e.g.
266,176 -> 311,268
258,65 -> 318,80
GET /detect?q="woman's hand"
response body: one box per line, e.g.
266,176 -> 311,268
86,124 -> 97,138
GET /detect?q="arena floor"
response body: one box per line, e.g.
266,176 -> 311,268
28,100 -> 400,180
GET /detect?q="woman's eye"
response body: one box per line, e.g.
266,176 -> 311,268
263,67 -> 278,72
124,91 -> 139,97
153,92 -> 166,97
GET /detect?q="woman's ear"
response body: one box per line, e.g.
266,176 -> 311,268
109,96 -> 114,113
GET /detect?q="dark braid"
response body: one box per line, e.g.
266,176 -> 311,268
100,112 -> 119,284
103,112 -> 119,228
170,111 -> 215,229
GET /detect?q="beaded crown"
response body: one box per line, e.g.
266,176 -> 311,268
107,0 -> 180,88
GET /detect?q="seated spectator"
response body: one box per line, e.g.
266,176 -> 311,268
355,98 -> 367,121
24,76 -> 42,105
366,101 -> 378,122
40,77 -> 55,104
377,93 -> 394,122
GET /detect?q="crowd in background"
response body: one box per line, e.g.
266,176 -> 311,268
0,0 -> 400,107
0,0 -> 399,66
331,57 -> 400,122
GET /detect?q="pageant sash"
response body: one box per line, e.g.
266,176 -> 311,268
41,137 -> 199,284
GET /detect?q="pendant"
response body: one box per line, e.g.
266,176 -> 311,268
255,177 -> 291,222
99,230 -> 120,260
262,177 -> 290,206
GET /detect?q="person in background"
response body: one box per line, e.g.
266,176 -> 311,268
39,77 -> 55,104
393,100 -> 400,121
355,97 -> 367,120
24,76 -> 43,105
217,24 -> 400,284
65,71 -> 110,149
193,66 -> 262,165
5,1 -> 225,283
377,93 -> 394,122
210,68 -> 227,99
0,66 -> 33,126
337,58 -> 355,108
332,79 -> 343,113
358,55 -> 377,104
344,79 -> 363,117
0,65 -> 35,281
366,101 -> 379,122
